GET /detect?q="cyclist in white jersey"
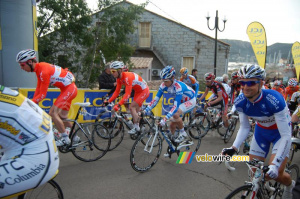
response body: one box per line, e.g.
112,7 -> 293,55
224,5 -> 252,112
221,64 -> 294,199
0,85 -> 59,198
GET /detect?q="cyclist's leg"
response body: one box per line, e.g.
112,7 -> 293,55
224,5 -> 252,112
221,98 -> 229,127
0,134 -> 59,198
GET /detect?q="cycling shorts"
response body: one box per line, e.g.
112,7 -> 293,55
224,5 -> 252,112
0,132 -> 59,198
293,106 -> 300,117
54,82 -> 78,111
249,124 -> 285,158
210,98 -> 228,115
133,87 -> 150,107
179,97 -> 196,114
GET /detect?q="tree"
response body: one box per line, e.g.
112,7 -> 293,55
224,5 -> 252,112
37,0 -> 146,88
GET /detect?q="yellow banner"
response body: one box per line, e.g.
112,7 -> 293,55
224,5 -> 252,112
292,42 -> 300,81
247,22 -> 267,68
32,0 -> 38,51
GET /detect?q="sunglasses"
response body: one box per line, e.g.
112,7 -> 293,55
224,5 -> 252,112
111,69 -> 117,73
162,79 -> 171,82
239,80 -> 260,87
205,80 -> 212,83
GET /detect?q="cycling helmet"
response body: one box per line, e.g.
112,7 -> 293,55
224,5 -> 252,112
288,78 -> 298,87
231,71 -> 239,79
215,76 -> 223,82
273,80 -> 281,86
110,61 -> 124,70
180,67 -> 188,75
16,49 -> 36,63
204,72 -> 215,81
238,64 -> 266,80
160,65 -> 176,80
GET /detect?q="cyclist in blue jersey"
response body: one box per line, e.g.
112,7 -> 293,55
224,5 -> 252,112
144,66 -> 196,146
221,64 -> 294,199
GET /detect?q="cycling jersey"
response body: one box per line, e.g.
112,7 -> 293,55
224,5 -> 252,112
147,80 -> 196,119
108,72 -> 149,106
284,85 -> 299,101
180,75 -> 199,93
206,81 -> 229,112
230,83 -> 241,104
33,62 -> 76,104
233,89 -> 291,167
272,87 -> 284,96
0,85 -> 59,198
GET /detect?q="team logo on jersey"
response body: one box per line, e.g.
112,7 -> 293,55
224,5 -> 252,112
174,83 -> 181,90
18,132 -> 31,142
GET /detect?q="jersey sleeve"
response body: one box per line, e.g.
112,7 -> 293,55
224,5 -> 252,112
108,79 -> 122,103
32,72 -> 50,103
147,83 -> 165,111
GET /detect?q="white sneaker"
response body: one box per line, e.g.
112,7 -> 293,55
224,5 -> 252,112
174,134 -> 188,143
128,128 -> 138,135
282,180 -> 295,199
164,152 -> 170,158
72,135 -> 81,144
56,136 -> 71,146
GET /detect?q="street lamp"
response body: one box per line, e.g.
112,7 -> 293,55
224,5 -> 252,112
206,10 -> 227,76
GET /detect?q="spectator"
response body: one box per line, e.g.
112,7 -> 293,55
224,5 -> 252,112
99,64 -> 116,90
191,68 -> 198,80
222,74 -> 229,84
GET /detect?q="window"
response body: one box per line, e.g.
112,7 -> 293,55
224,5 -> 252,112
182,57 -> 195,72
138,22 -> 151,48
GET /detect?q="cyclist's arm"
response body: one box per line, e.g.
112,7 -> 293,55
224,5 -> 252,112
146,88 -> 164,111
272,108 -> 292,167
108,80 -> 122,103
119,80 -> 133,106
32,75 -> 50,104
232,111 -> 251,150
199,87 -> 209,101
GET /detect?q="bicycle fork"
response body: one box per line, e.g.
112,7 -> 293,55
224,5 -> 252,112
144,130 -> 159,153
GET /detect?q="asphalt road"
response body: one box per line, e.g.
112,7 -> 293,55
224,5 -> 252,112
55,129 -> 300,199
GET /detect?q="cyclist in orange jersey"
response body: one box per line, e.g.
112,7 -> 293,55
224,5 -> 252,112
272,80 -> 285,96
16,49 -> 78,146
284,78 -> 299,101
107,61 -> 150,134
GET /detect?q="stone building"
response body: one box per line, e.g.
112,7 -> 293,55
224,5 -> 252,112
92,1 -> 230,82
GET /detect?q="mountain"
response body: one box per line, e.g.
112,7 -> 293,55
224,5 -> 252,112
221,39 -> 294,63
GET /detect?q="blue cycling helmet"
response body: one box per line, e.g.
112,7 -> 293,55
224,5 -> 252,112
160,66 -> 176,80
238,64 -> 266,80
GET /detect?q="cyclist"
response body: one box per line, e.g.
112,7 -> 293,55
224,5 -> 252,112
0,85 -> 59,198
107,61 -> 150,134
272,80 -> 285,96
16,49 -> 78,146
284,78 -> 299,102
198,72 -> 229,127
180,67 -> 199,124
215,76 -> 231,97
229,71 -> 241,105
144,66 -> 196,148
221,64 -> 295,199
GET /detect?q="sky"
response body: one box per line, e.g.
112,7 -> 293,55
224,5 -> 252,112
87,0 -> 300,45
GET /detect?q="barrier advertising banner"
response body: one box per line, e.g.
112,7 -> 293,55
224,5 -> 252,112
247,22 -> 267,68
292,42 -> 300,81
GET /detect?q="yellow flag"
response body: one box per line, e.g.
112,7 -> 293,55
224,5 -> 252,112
247,22 -> 267,68
292,42 -> 300,81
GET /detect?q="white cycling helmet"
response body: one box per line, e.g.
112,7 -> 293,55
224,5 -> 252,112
16,49 -> 36,63
238,64 -> 266,80
215,76 -> 223,82
288,78 -> 298,87
110,61 -> 124,70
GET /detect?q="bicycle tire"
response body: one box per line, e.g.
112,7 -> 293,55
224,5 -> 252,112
195,113 -> 210,131
287,143 -> 296,166
130,131 -> 162,173
71,123 -> 110,162
224,118 -> 237,143
187,124 -> 201,139
18,179 -> 63,199
225,184 -> 263,199
288,164 -> 299,182
216,117 -> 227,136
185,126 -> 201,152
100,118 -> 124,151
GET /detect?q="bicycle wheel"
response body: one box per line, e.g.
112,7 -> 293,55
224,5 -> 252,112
130,131 -> 162,172
185,126 -> 201,152
287,143 -> 296,166
19,180 -> 63,199
216,117 -> 227,136
224,118 -> 238,143
195,113 -> 210,131
100,118 -> 124,151
225,184 -> 262,199
288,164 -> 299,182
71,123 -> 110,162
187,124 -> 201,139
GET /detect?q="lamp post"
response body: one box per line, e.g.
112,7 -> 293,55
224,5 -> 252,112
206,10 -> 227,76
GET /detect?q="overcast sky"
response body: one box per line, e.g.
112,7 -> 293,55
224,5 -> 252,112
87,0 -> 300,45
